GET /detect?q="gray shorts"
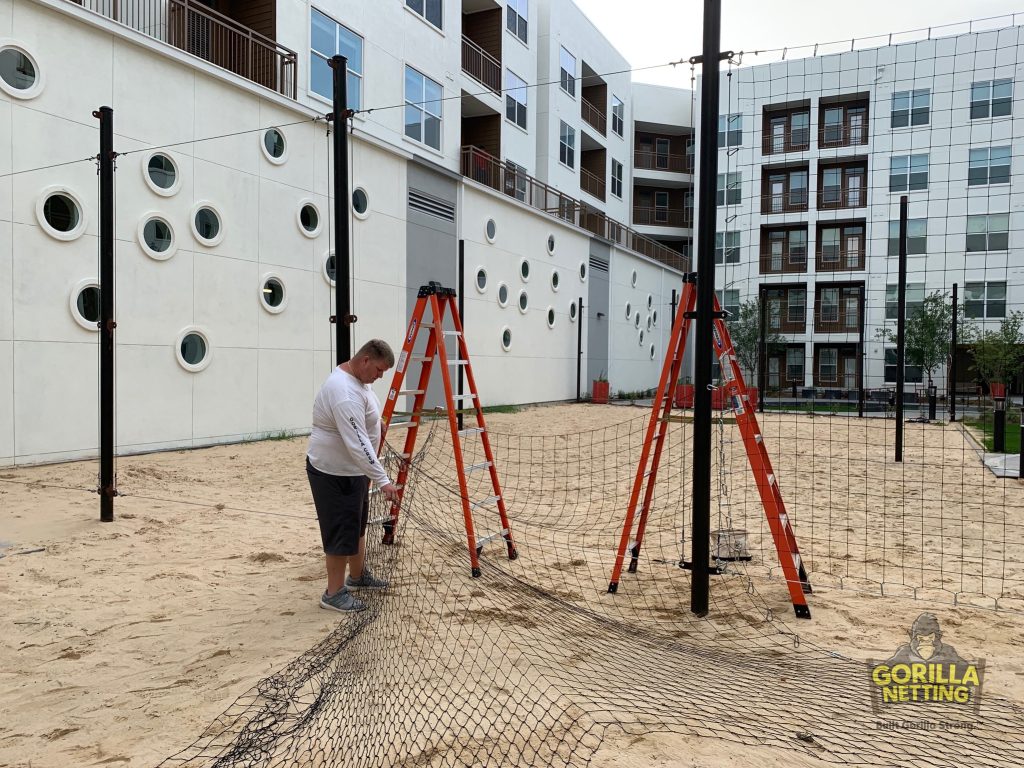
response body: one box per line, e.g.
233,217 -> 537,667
306,458 -> 369,556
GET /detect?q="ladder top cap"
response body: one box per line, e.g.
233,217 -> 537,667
418,282 -> 457,298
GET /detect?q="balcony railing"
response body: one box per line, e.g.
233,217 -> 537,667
633,150 -> 693,174
580,168 -> 606,201
68,0 -> 298,98
633,206 -> 692,228
759,253 -> 807,274
760,191 -> 809,215
816,250 -> 866,272
461,35 -> 501,93
817,186 -> 866,210
581,97 -> 607,135
460,146 -> 690,273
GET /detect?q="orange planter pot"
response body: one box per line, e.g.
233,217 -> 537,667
592,380 -> 610,404
990,382 -> 1007,400
674,384 -> 694,408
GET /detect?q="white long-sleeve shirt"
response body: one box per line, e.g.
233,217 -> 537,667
307,367 -> 390,487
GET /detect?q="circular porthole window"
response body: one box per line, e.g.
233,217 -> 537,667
191,203 -> 223,246
639,329 -> 645,345
631,269 -> 638,287
175,327 -> 212,372
520,259 -> 530,281
485,218 -> 497,242
297,201 -> 322,238
501,326 -> 512,352
143,152 -> 180,196
323,250 -> 336,286
579,262 -> 587,282
547,307 -> 556,328
260,273 -> 287,313
36,187 -> 85,241
646,315 -> 652,331
647,294 -> 653,310
138,215 -> 175,260
625,302 -> 632,320
69,279 -> 100,332
352,188 -> 369,217
0,45 -> 42,99
518,290 -> 529,313
569,301 -> 578,322
475,267 -> 488,293
261,128 -> 287,164
652,310 -> 658,327
551,270 -> 560,292
650,344 -> 656,360
547,234 -> 556,255
497,283 -> 509,307
634,311 -> 641,328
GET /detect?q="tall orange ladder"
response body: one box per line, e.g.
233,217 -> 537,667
378,282 -> 518,577
607,275 -> 812,618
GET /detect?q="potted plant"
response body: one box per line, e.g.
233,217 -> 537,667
592,370 -> 610,404
965,312 -> 1023,404
674,375 -> 694,408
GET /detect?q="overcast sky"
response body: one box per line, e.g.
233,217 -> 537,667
572,0 -> 1024,87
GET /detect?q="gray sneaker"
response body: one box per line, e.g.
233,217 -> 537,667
345,567 -> 389,591
319,588 -> 366,613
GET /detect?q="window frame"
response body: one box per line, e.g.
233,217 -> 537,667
558,120 -> 575,168
968,146 -> 1011,186
885,283 -> 925,320
559,46 -> 576,98
716,172 -> 741,206
405,0 -> 443,30
819,101 -> 868,147
760,225 -> 807,273
611,96 -> 624,137
889,153 -> 929,192
887,219 -> 927,256
310,8 -> 363,109
964,281 -> 1007,319
610,159 -> 623,199
966,213 -> 1010,253
715,231 -> 741,264
403,65 -> 443,151
762,166 -> 809,213
762,107 -> 810,154
717,113 -> 743,148
816,221 -> 865,271
891,88 -> 930,128
970,78 -> 1013,120
506,0 -> 528,44
504,69 -> 527,129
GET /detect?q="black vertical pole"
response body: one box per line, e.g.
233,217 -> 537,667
457,241 -> 465,431
691,0 -> 723,618
95,106 -> 115,523
895,195 -> 908,462
1018,408 -> 1022,479
758,287 -> 767,414
576,296 -> 584,401
857,284 -> 865,418
950,283 -> 958,423
330,55 -> 351,365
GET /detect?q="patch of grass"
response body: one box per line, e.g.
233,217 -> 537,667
482,404 -> 520,414
963,412 -> 1021,453
765,403 -> 860,414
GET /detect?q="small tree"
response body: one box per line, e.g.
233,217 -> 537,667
964,311 -> 1024,388
728,298 -> 785,385
875,290 -> 954,386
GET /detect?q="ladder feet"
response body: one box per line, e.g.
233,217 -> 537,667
607,581 -> 619,594
475,545 -> 483,556
471,567 -> 481,578
382,528 -> 395,546
801,582 -> 813,595
506,544 -> 518,561
794,604 -> 812,619
627,559 -> 638,574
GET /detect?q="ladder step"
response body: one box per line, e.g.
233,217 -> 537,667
399,389 -> 424,395
388,421 -> 418,430
420,322 -> 435,328
466,460 -> 492,474
412,355 -> 433,362
451,393 -> 477,402
475,528 -> 510,547
458,427 -> 485,436
443,330 -> 462,336
470,495 -> 500,510
448,360 -> 470,366
368,513 -> 398,525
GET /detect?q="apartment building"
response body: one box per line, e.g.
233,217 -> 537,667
0,0 -> 689,465
702,26 -> 1024,396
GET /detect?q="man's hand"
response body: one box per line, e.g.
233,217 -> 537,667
379,482 -> 401,502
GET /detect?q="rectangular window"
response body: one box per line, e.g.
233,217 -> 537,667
506,0 -> 528,44
504,160 -> 527,201
406,0 -> 442,30
310,9 -> 363,108
715,231 -> 740,264
654,191 -> 669,221
611,96 -> 624,137
968,146 -> 1011,185
964,282 -> 1007,318
716,172 -> 741,206
560,47 -> 576,97
655,138 -> 670,169
764,109 -> 810,154
819,288 -> 839,323
889,154 -> 929,192
887,219 -> 927,256
558,121 -> 575,168
885,283 -> 924,320
505,70 -> 527,129
786,347 -> 804,381
820,102 -> 868,147
885,348 -> 923,383
818,223 -> 865,270
971,78 -> 1013,119
404,66 -> 443,150
819,348 -> 838,383
761,227 -> 807,272
763,168 -> 808,213
718,113 -> 742,147
966,213 -> 1010,252
610,159 -> 623,198
819,163 -> 867,208
716,289 -> 740,318
891,89 -> 930,128
788,289 -> 806,323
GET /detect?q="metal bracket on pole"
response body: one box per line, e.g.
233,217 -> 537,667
688,51 -> 734,65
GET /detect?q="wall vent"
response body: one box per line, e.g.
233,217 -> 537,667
408,189 -> 455,222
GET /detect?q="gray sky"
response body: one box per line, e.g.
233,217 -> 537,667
572,0 -> 1024,87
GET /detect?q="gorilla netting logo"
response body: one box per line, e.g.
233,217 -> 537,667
869,613 -> 985,727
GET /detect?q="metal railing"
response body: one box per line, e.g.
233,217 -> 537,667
759,253 -> 808,274
67,0 -> 298,98
460,146 -> 690,272
633,150 -> 693,174
581,97 -> 607,135
461,35 -> 501,93
760,191 -> 809,215
817,186 -> 866,209
633,206 -> 692,228
580,167 -> 606,201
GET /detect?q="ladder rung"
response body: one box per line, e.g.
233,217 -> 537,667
470,495 -> 500,510
466,461 -> 492,474
475,528 -> 510,547
368,513 -> 397,525
451,393 -> 477,402
458,427 -> 485,436
420,322 -> 435,328
388,421 -> 418,430
412,355 -> 433,362
448,360 -> 469,366
399,389 -> 424,395
443,330 -> 462,336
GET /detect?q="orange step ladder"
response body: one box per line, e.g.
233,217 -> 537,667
608,275 -> 812,618
378,282 -> 518,577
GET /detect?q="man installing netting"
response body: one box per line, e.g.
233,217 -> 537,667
306,339 -> 401,612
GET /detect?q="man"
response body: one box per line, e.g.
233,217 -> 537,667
307,339 -> 401,612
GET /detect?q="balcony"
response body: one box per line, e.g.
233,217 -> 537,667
814,286 -> 863,334
461,35 -> 501,93
460,146 -> 690,273
818,161 -> 867,210
633,206 -> 692,228
581,97 -> 607,136
760,190 -> 808,215
580,167 -> 606,201
764,289 -> 807,334
68,0 -> 297,98
634,150 -> 693,174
